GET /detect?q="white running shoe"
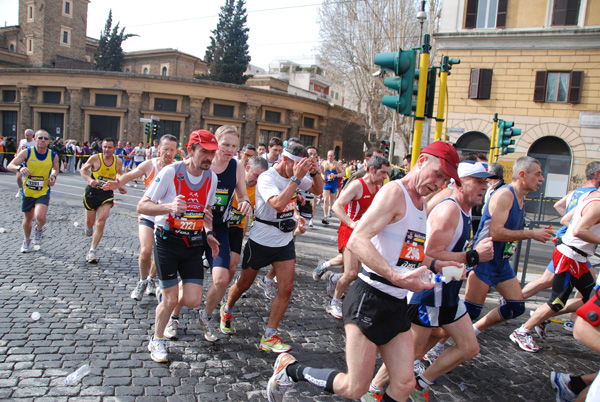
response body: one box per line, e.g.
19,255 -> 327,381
323,271 -> 337,298
266,353 -> 297,402
424,343 -> 445,364
145,277 -> 157,296
32,225 -> 43,246
20,238 -> 31,253
550,371 -> 577,402
510,330 -> 539,353
256,277 -> 277,300
326,299 -> 343,319
414,360 -> 426,376
130,280 -> 147,301
148,336 -> 168,363
199,314 -> 219,342
164,318 -> 179,340
86,249 -> 98,264
85,226 -> 93,237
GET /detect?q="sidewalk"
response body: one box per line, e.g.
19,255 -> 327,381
0,188 -> 597,401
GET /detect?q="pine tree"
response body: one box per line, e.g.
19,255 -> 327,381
94,10 -> 137,72
201,0 -> 251,84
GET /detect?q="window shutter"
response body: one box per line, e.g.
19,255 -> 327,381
533,71 -> 547,102
568,71 -> 583,103
469,69 -> 480,99
465,0 -> 478,29
496,0 -> 508,28
479,69 -> 493,99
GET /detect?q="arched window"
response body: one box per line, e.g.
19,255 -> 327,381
162,67 -> 168,76
455,131 -> 490,156
143,67 -> 149,75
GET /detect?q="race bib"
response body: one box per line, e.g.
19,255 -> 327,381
396,229 -> 426,270
229,208 -> 245,226
25,176 -> 44,191
503,241 -> 517,259
172,211 -> 204,237
276,195 -> 297,220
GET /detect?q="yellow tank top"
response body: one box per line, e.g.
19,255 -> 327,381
91,153 -> 117,187
23,148 -> 53,198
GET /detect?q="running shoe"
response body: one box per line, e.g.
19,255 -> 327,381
313,260 -> 328,281
509,330 -> 539,353
414,360 -> 426,376
220,304 -> 235,335
86,249 -> 98,264
360,392 -> 383,402
260,334 -> 292,353
32,225 -> 43,246
424,343 -> 445,364
85,226 -> 93,237
163,318 -> 179,340
323,271 -> 337,298
563,319 -> 574,332
550,371 -> 577,402
308,219 -> 314,228
326,299 -> 343,319
266,352 -> 296,402
130,280 -> 147,301
15,190 -> 22,198
199,313 -> 219,342
322,218 -> 329,225
148,336 -> 168,363
256,276 -> 277,300
20,238 -> 31,253
409,388 -> 430,402
534,319 -> 550,340
145,277 -> 157,296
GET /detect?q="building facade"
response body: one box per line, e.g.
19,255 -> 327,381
435,0 -> 600,200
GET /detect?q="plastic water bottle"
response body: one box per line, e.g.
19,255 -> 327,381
420,272 -> 447,284
64,364 -> 90,385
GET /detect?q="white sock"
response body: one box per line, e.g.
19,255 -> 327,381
322,260 -> 332,269
473,324 -> 481,337
264,327 -> 277,338
263,276 -> 274,285
517,325 -> 529,335
331,297 -> 341,305
331,273 -> 341,284
369,381 -> 384,394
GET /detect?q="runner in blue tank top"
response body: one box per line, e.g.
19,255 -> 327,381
464,156 -> 553,344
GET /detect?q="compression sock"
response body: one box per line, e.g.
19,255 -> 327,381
570,375 -> 587,394
381,392 -> 399,402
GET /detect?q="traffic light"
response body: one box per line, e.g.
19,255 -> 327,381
152,124 -> 158,138
144,123 -> 151,137
412,67 -> 437,118
497,119 -> 522,155
374,49 -> 416,116
381,140 -> 390,158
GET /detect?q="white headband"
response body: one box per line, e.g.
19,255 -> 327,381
282,150 -> 304,163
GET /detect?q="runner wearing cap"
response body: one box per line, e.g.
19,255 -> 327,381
266,141 -> 462,402
465,156 -> 553,349
361,161 -> 496,401
137,129 -> 220,363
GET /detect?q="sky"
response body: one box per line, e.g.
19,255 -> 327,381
0,0 -> 322,70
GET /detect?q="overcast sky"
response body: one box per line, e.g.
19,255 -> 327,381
0,0 -> 322,70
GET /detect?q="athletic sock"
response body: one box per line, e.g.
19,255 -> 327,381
416,374 -> 433,391
201,311 -> 211,321
517,325 -> 530,335
322,260 -> 332,269
331,297 -> 341,306
171,314 -> 179,320
570,375 -> 587,394
263,276 -> 274,286
381,392 -> 399,402
264,327 -> 277,338
331,273 -> 341,284
224,305 -> 233,314
473,324 -> 481,336
369,381 -> 384,394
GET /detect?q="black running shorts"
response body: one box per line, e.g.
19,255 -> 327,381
83,186 -> 114,211
241,238 -> 295,270
229,226 -> 244,255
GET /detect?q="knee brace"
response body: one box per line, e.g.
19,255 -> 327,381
465,300 -> 483,320
499,300 -> 525,320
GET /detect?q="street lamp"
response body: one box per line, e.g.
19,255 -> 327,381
417,1 -> 427,46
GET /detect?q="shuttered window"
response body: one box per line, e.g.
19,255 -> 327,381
551,0 -> 581,26
465,0 -> 507,29
469,69 -> 493,99
533,70 -> 583,103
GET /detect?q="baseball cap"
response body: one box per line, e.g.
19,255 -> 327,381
288,137 -> 301,143
421,141 -> 461,185
458,162 -> 498,179
186,130 -> 219,150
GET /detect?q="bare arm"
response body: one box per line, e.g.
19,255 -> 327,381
571,199 -> 600,245
137,194 -> 186,217
7,149 -> 29,173
48,153 -> 59,187
80,154 -> 99,187
234,161 -> 252,217
307,158 -> 323,196
554,191 -> 572,216
268,158 -> 310,210
104,160 -> 151,189
332,179 -> 362,228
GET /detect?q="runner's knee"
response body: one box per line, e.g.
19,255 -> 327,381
465,300 -> 483,320
499,300 -> 525,320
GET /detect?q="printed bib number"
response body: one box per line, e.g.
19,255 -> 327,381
396,229 -> 426,269
229,208 -> 244,225
25,176 -> 44,191
503,241 -> 517,259
276,195 -> 297,221
215,190 -> 230,207
172,212 -> 204,236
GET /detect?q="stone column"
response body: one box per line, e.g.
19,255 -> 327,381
318,117 -> 328,151
67,87 -> 84,141
17,85 -> 33,140
289,111 -> 302,139
189,97 -> 205,135
127,92 -> 143,143
244,105 -> 259,145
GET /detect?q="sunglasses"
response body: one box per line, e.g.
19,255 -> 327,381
37,137 -> 49,140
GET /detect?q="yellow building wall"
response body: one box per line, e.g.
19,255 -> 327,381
585,0 -> 600,26
507,0 -> 547,29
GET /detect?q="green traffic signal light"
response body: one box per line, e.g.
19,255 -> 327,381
374,49 -> 416,116
144,123 -> 151,136
411,67 -> 437,118
497,119 -> 521,156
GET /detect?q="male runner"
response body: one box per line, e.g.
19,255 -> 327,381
257,143 -> 267,156
239,144 -> 256,167
362,161 -> 496,401
8,130 -> 59,252
266,141 -> 460,402
321,150 -> 343,225
324,154 -> 389,319
263,137 -> 283,168
220,144 -> 316,352
80,138 -> 126,263
465,157 -> 553,341
137,129 -> 220,363
510,189 -> 599,352
104,135 -> 179,300
15,128 -> 36,197
133,142 -> 146,167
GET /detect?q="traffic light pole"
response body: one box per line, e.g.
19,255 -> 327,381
434,57 -> 448,142
493,116 -> 501,163
411,34 -> 431,168
489,113 -> 498,164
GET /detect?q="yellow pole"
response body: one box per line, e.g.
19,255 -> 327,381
434,70 -> 448,142
489,114 -> 498,165
411,34 -> 431,168
444,86 -> 449,142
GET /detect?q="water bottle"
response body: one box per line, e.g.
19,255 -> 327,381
420,272 -> 447,284
64,364 -> 90,385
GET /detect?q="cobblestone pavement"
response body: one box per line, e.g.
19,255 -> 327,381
0,176 -> 597,402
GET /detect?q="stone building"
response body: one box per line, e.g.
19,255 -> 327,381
0,0 -> 364,160
435,0 -> 600,202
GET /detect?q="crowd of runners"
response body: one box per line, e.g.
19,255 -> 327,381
6,127 -> 600,402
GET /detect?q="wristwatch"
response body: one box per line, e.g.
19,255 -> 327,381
290,176 -> 301,185
206,231 -> 216,238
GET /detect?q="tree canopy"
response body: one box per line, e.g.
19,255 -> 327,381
94,10 -> 137,72
202,0 -> 251,84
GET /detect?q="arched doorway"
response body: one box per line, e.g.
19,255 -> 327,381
455,131 -> 490,157
527,136 -> 572,215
